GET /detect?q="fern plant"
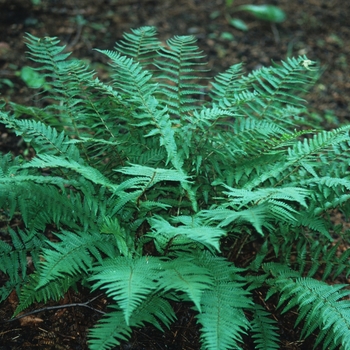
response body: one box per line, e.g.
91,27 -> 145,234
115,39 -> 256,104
1,26 -> 350,350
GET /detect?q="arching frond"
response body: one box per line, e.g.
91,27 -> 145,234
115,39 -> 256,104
89,256 -> 163,325
14,273 -> 81,316
114,26 -> 161,66
148,215 -> 226,253
267,266 -> 350,350
210,63 -> 244,103
88,294 -> 176,350
194,252 -> 251,350
154,35 -> 208,118
36,230 -> 117,289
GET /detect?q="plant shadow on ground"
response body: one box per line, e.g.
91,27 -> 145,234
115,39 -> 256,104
0,0 -> 349,349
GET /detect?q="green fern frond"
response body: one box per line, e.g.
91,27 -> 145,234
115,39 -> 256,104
154,34 -> 207,118
198,283 -> 249,350
201,186 -> 309,235
24,33 -> 71,76
24,33 -> 130,157
89,256 -> 164,325
148,215 -> 226,253
22,154 -> 114,189
115,26 -> 161,65
250,304 -> 280,350
5,118 -> 80,159
88,306 -> 132,350
36,230 -> 117,289
0,152 -> 22,177
158,256 -> 213,311
0,176 -> 80,229
210,63 -> 244,103
223,186 -> 310,207
330,247 -> 350,280
194,253 -> 251,350
100,216 -> 135,258
266,263 -> 350,350
133,145 -> 166,166
5,103 -> 51,125
88,293 -> 176,350
288,126 -> 350,165
0,174 -> 105,231
190,119 -> 306,191
97,47 -> 184,170
302,241 -> 350,281
201,205 -> 267,235
236,56 -> 316,125
24,35 -> 90,129
116,163 -> 190,184
139,200 -> 171,212
113,164 -> 195,213
297,211 -> 331,238
0,228 -> 48,302
299,176 -> 350,213
14,273 -> 81,316
97,48 -> 157,100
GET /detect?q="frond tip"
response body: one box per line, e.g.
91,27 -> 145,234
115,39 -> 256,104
251,305 -> 280,350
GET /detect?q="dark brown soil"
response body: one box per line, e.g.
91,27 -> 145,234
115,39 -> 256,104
0,0 -> 349,349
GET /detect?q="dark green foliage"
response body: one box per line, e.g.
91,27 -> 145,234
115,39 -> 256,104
0,27 -> 350,349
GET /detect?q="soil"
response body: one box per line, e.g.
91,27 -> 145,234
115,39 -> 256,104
0,0 -> 349,349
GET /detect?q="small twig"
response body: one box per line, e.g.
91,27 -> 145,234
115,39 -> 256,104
271,23 -> 280,44
66,19 -> 84,50
1,294 -> 106,324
